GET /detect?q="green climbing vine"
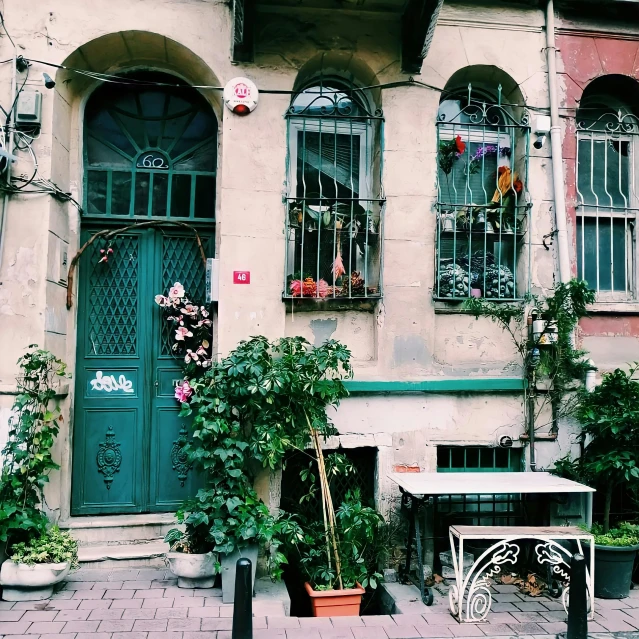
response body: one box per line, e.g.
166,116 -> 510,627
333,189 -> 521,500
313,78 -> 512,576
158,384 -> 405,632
0,347 -> 68,553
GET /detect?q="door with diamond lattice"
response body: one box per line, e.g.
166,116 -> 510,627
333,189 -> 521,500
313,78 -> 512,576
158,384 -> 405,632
72,229 -> 211,515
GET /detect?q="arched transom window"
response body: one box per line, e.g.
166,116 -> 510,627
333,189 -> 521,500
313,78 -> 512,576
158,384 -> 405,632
84,72 -> 217,221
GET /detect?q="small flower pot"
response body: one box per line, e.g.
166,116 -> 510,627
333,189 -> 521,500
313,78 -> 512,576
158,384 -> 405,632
0,559 -> 70,601
221,545 -> 258,604
166,551 -> 218,589
304,582 -> 365,617
594,543 -> 639,599
470,288 -> 482,298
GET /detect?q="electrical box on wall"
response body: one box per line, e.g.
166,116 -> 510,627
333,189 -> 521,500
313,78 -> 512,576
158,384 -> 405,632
16,90 -> 42,128
206,258 -> 220,303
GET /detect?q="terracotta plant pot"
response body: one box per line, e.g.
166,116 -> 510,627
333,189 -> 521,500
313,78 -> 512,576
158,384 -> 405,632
304,581 -> 365,617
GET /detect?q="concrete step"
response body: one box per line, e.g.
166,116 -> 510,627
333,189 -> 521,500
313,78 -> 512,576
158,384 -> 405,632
77,540 -> 170,569
59,513 -> 180,547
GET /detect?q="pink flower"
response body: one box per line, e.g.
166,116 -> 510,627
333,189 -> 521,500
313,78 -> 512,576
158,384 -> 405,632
174,381 -> 193,403
169,283 -> 185,299
181,304 -> 198,316
317,279 -> 329,298
155,295 -> 166,307
175,326 -> 193,341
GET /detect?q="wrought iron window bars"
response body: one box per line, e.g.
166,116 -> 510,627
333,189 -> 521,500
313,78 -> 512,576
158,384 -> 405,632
284,80 -> 385,300
435,84 -> 531,301
576,109 -> 639,299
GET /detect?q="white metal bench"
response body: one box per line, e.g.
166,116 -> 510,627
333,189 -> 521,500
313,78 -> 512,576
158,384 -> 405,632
448,525 -> 595,623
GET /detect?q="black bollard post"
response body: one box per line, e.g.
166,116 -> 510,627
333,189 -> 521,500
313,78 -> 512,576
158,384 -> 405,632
232,558 -> 253,639
566,553 -> 588,639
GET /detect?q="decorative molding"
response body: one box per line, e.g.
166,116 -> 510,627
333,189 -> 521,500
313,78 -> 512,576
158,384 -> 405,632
170,426 -> 192,487
437,17 -> 543,33
96,426 -> 122,490
556,26 -> 639,41
343,378 -> 526,393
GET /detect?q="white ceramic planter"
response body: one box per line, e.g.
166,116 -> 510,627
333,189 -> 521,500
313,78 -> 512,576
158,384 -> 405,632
166,551 -> 218,588
221,544 -> 258,604
0,559 -> 70,601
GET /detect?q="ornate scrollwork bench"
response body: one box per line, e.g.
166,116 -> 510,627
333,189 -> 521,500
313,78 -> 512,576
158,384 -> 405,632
448,525 -> 595,623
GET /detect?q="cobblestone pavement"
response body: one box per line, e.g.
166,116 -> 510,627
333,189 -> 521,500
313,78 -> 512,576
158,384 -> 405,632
1,568 -> 638,639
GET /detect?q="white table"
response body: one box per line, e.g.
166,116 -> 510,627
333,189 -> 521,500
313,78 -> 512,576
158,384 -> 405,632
388,472 -> 595,608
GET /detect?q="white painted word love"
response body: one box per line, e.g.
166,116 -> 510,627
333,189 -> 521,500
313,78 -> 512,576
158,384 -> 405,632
90,371 -> 134,393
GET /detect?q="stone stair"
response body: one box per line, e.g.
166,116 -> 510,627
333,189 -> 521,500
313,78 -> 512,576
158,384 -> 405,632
59,513 -> 178,568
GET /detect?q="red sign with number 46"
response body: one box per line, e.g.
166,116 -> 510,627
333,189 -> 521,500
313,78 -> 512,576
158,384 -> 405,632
233,271 -> 250,284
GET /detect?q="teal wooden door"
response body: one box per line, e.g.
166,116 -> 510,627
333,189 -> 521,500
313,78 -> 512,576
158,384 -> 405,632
72,229 -> 211,515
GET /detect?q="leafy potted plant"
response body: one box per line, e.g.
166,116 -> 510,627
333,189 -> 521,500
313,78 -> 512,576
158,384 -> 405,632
0,348 -> 68,584
1,527 -> 78,601
557,365 -> 639,598
292,490 -> 384,617
164,516 -> 218,589
588,523 -> 639,599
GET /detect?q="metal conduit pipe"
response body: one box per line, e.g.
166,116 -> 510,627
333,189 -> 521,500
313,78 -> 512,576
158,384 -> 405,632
546,0 -> 571,284
0,50 -> 17,274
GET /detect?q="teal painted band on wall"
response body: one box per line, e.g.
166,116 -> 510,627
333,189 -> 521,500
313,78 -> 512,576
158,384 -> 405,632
343,378 -> 526,393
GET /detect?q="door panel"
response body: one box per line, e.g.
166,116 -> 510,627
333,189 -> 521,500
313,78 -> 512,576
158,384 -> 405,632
72,233 -> 148,515
148,233 -> 210,511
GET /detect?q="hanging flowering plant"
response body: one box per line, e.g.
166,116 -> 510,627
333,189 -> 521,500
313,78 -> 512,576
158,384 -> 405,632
155,282 -> 213,391
438,135 -> 466,176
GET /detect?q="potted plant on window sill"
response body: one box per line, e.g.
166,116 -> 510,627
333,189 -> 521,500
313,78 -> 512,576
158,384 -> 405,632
1,527 -> 78,601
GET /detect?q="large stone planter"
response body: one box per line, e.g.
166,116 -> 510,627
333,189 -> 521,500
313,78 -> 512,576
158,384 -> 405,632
0,559 -> 70,601
594,543 -> 639,599
166,551 -> 218,588
221,545 -> 258,603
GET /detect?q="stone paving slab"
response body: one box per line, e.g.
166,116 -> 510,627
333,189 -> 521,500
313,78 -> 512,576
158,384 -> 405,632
1,568 -> 638,639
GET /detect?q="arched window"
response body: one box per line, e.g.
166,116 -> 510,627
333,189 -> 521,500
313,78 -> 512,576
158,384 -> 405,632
575,76 -> 639,298
284,79 -> 384,300
435,77 -> 530,301
84,71 -> 217,221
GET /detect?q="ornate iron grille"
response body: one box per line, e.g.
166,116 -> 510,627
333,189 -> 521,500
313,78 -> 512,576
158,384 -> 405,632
83,72 -> 217,223
86,234 -> 139,356
435,84 -> 531,301
576,110 -> 639,298
284,81 -> 385,300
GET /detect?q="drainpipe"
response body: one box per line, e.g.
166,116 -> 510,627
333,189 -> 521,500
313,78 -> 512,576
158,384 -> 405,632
545,0 -> 571,283
0,49 -> 17,273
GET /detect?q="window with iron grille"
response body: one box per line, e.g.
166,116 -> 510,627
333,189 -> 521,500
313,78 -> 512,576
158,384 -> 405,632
284,80 -> 384,300
435,446 -> 523,527
83,71 -> 217,222
435,85 -> 531,301
576,84 -> 639,299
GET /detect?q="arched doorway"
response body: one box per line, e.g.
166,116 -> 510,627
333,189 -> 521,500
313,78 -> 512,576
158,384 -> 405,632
71,72 -> 217,515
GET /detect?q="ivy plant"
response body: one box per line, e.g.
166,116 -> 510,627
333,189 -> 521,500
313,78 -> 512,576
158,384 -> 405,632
10,526 -> 78,567
0,347 -> 67,553
464,279 -> 595,432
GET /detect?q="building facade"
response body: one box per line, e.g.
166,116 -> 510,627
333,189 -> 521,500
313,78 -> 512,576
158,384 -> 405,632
0,0 -> 636,558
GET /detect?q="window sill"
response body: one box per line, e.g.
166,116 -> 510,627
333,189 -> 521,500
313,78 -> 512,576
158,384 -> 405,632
586,301 -> 639,315
434,298 -> 525,314
283,296 -> 381,313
